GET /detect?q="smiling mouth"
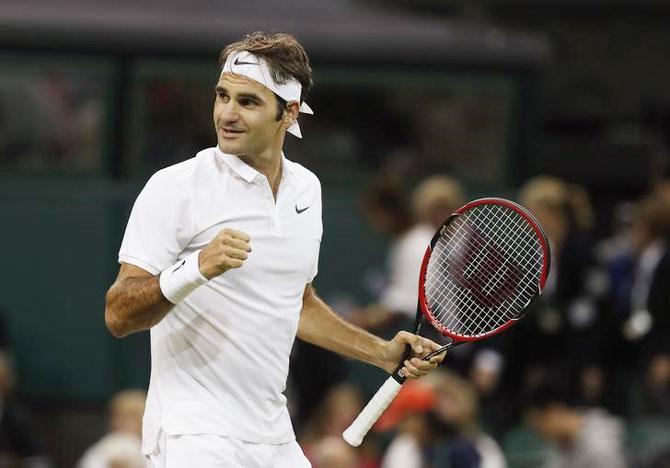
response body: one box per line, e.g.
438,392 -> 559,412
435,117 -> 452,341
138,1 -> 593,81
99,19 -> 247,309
220,128 -> 245,138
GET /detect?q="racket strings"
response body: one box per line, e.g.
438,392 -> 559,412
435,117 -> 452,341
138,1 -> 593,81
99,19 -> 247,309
460,206 -> 541,300
442,207 -> 540,330
428,238 -> 532,335
450,215 -> 520,302
424,204 -> 544,338
428,217 -> 535,328
435,208 -> 540,333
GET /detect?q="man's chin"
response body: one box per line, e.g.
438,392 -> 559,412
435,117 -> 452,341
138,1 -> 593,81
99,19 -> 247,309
218,141 -> 245,156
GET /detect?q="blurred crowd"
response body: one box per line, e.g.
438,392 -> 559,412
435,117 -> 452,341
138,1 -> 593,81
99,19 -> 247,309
1,174 -> 669,467
0,345 -> 146,468
290,172 -> 670,468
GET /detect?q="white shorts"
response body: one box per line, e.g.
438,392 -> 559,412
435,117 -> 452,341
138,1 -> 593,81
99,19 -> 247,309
145,431 -> 311,468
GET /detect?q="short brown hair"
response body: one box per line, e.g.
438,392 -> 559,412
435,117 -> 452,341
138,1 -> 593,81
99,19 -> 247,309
219,32 -> 313,103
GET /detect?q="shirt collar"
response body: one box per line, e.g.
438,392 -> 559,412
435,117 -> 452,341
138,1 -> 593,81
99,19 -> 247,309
214,146 -> 298,186
214,146 -> 260,183
280,155 -> 299,186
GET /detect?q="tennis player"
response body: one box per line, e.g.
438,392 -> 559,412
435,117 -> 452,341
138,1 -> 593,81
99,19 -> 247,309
104,32 -> 445,468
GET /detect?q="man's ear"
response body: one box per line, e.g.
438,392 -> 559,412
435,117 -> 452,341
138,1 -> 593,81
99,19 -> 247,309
283,101 -> 300,129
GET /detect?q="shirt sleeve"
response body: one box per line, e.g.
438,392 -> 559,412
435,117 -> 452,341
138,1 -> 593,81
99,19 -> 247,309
118,171 -> 195,275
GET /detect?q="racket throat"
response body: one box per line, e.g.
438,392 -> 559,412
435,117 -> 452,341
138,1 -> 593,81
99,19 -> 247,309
423,339 -> 457,360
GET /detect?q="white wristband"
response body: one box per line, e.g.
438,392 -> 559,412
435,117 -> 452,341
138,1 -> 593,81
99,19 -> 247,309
159,250 -> 208,304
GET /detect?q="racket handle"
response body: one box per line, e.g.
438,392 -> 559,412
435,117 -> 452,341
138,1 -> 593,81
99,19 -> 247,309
342,376 -> 402,447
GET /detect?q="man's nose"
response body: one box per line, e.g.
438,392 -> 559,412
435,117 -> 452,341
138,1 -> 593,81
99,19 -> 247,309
220,100 -> 240,121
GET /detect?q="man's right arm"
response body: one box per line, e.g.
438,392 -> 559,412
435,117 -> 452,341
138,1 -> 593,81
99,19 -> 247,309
104,263 -> 173,338
105,228 -> 251,338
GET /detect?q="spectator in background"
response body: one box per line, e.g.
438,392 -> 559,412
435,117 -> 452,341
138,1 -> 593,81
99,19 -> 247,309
377,380 -> 436,468
627,196 -> 670,416
525,380 -> 627,468
0,351 -> 52,468
299,384 -> 374,468
468,348 -> 509,438
596,200 -> 636,277
309,437 -> 360,468
412,176 -> 466,233
516,176 -> 609,408
430,371 -> 506,468
595,201 -> 637,364
379,370 -> 506,468
356,176 -> 465,333
356,180 -> 415,332
622,198 -> 669,346
77,389 -> 146,468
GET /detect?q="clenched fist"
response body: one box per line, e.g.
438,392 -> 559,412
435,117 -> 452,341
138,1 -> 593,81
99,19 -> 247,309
198,228 -> 251,279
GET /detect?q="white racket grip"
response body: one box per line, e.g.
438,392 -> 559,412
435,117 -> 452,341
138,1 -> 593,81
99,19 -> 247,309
342,376 -> 402,447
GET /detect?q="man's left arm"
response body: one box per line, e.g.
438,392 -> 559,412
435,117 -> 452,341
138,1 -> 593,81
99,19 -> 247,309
297,284 -> 445,378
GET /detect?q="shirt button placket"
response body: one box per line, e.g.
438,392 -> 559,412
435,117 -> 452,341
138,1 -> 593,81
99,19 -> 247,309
263,183 -> 279,235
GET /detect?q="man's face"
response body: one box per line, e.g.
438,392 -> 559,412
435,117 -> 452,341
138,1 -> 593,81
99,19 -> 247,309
213,72 -> 287,157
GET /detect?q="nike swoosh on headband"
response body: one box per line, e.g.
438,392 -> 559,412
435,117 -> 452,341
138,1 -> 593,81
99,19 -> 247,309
234,58 -> 258,66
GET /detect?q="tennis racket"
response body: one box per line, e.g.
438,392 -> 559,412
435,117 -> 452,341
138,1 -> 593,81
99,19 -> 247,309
343,197 -> 551,447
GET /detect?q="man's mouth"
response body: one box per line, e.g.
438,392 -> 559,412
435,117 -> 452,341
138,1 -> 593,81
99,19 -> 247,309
220,127 -> 245,138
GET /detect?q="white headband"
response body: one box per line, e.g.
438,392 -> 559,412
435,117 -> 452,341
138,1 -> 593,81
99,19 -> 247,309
221,50 -> 313,138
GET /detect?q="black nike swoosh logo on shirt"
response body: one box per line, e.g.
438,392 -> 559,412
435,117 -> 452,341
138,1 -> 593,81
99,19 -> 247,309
295,205 -> 310,214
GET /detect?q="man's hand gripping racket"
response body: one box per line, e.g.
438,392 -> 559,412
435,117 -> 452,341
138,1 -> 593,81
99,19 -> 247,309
343,198 -> 551,447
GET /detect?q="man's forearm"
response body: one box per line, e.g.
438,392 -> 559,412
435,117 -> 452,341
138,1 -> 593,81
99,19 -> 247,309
297,288 -> 390,371
105,275 -> 173,338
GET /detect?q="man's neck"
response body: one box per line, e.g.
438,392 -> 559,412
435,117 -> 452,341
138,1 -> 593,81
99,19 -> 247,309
238,149 -> 283,197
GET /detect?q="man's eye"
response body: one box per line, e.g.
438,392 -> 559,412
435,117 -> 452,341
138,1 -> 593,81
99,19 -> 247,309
240,99 -> 256,106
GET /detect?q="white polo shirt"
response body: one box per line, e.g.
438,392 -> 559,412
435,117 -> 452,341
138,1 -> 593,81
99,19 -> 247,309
118,146 -> 322,453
